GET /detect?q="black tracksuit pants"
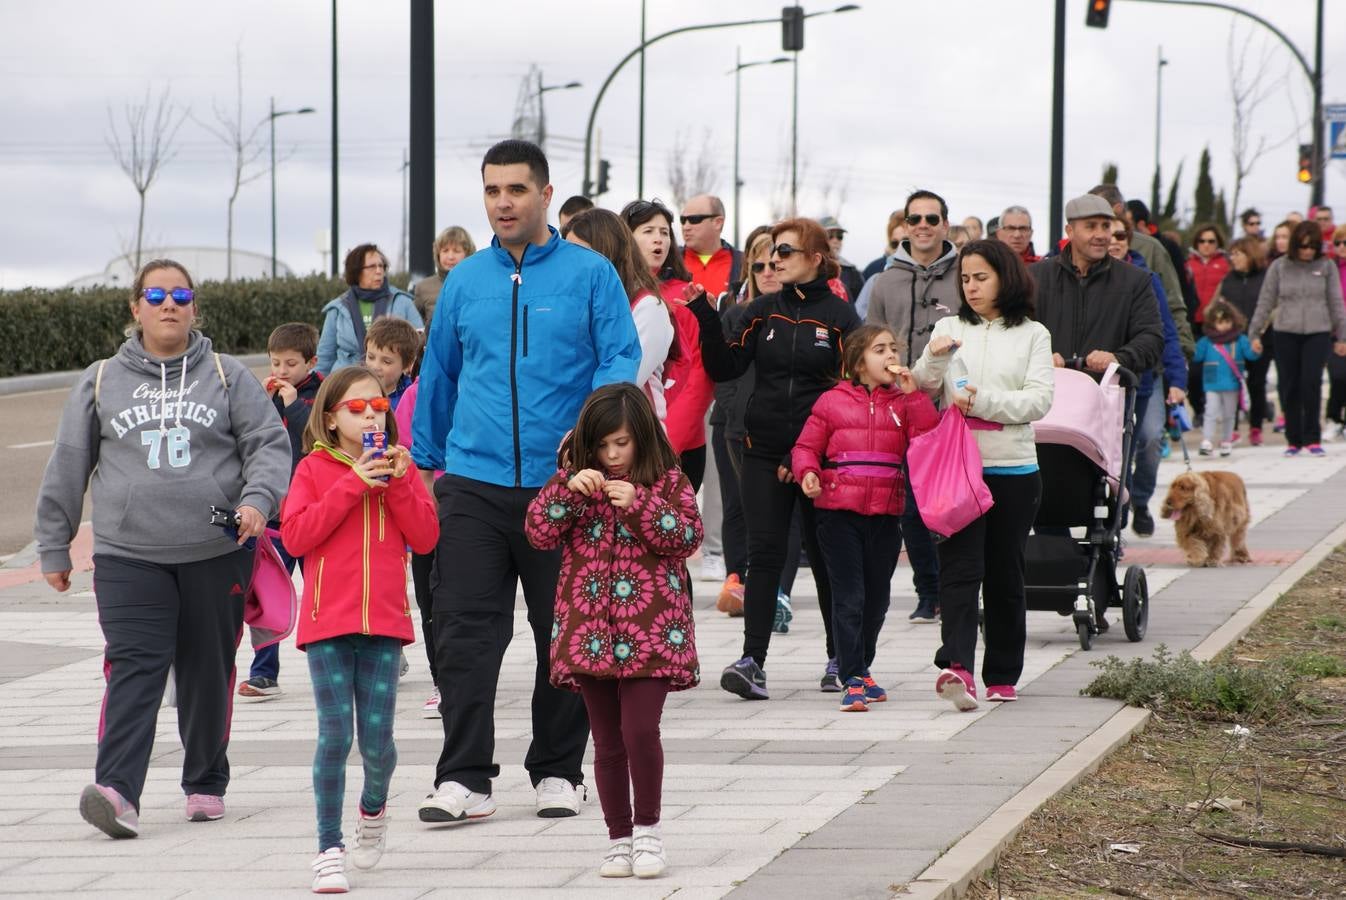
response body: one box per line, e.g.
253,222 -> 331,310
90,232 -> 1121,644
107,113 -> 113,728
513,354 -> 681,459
815,509 -> 900,684
91,549 -> 251,810
431,475 -> 589,795
1274,331 -> 1332,448
411,549 -> 438,687
738,453 -> 833,668
934,473 -> 1041,686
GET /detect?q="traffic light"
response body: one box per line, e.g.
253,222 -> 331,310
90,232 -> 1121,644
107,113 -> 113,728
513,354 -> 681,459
1296,145 -> 1315,183
597,159 -> 611,196
782,6 -> 805,52
1085,0 -> 1111,28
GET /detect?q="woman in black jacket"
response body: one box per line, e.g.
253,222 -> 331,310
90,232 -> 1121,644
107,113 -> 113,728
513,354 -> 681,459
688,218 -> 860,700
1219,237 -> 1273,443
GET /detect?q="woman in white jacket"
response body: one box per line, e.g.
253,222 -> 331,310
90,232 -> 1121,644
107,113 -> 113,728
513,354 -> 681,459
911,240 -> 1054,711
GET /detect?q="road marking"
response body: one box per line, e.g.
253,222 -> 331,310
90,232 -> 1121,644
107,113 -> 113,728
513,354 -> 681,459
7,440 -> 53,449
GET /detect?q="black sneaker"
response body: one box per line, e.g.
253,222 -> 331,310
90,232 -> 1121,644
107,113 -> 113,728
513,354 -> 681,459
238,676 -> 282,701
1131,505 -> 1155,537
908,602 -> 937,623
720,657 -> 769,700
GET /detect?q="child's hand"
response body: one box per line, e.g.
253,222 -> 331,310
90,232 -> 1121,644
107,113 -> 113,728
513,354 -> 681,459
387,445 -> 412,479
264,376 -> 280,395
603,479 -> 635,509
354,448 -> 393,484
800,472 -> 822,498
275,380 -> 298,406
567,468 -> 605,498
892,365 -> 917,394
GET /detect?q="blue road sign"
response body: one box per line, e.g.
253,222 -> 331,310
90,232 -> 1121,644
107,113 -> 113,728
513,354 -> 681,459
1328,104 -> 1346,160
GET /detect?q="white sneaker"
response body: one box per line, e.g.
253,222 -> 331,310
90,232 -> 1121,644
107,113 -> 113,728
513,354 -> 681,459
631,823 -> 666,878
311,847 -> 348,893
1219,442 -> 1232,457
1198,439 -> 1213,456
699,553 -> 726,582
599,837 -> 634,877
417,781 -> 496,824
398,650 -> 409,678
535,776 -> 582,818
349,808 -> 387,870
421,691 -> 440,718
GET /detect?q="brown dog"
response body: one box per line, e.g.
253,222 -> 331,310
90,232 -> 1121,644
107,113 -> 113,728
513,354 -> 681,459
1159,470 -> 1251,567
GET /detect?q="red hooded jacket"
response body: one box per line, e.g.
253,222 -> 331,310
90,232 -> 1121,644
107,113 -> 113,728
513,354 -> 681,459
282,444 -> 439,649
791,381 -> 939,516
1186,251 -> 1230,321
658,279 -> 713,453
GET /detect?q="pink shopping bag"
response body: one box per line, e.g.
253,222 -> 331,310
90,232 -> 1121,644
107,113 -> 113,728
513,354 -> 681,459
244,529 -> 297,649
906,406 -> 995,539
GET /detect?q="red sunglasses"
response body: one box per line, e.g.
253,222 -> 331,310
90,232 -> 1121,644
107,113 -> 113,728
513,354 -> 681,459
331,397 -> 390,414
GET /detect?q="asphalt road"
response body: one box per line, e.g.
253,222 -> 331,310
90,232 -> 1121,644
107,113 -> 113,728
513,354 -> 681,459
0,363 -> 271,559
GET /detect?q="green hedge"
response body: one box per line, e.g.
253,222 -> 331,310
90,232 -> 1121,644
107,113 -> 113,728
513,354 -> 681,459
0,274 -> 411,377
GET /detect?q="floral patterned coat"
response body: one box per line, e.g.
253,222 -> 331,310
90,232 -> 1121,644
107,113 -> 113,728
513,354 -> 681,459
525,468 -> 703,692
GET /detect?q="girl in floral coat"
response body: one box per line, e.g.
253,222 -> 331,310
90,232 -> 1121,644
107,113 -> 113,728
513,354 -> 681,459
526,383 -> 702,881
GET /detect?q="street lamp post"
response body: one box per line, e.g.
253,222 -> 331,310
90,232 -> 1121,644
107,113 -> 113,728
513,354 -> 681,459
536,71 -> 582,152
1152,46 -> 1167,216
269,96 -> 316,279
730,49 -> 789,246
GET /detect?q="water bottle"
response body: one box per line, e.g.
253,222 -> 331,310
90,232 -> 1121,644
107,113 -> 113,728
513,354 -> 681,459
948,354 -> 970,394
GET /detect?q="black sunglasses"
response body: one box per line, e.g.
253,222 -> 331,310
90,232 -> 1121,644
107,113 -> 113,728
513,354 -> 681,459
1335,239 -> 1346,247
905,213 -> 942,227
770,243 -> 799,259
142,287 -> 195,306
751,261 -> 772,274
680,213 -> 717,225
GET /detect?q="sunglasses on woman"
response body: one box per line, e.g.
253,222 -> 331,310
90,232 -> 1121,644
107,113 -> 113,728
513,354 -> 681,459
904,213 -> 941,227
751,261 -> 770,274
331,397 -> 391,414
770,243 -> 798,259
142,287 -> 195,305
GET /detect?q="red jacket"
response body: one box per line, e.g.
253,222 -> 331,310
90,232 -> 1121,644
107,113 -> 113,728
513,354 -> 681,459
659,280 -> 713,453
791,381 -> 939,516
1186,252 -> 1230,321
683,244 -> 738,298
282,444 -> 439,649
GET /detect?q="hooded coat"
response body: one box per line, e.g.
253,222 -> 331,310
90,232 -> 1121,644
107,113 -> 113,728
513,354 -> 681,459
863,239 -> 961,362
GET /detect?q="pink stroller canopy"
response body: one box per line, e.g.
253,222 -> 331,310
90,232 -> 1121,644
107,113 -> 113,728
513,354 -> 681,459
1034,364 -> 1127,497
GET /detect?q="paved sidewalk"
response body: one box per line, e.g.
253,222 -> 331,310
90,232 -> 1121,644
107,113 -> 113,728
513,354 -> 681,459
2,440 -> 1344,898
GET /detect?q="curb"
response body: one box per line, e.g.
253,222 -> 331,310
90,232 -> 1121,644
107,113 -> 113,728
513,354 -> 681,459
899,517 -> 1346,900
0,353 -> 269,397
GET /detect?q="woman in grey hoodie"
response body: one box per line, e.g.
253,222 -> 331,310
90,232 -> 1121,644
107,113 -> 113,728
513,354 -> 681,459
1249,221 -> 1346,455
35,259 -> 291,839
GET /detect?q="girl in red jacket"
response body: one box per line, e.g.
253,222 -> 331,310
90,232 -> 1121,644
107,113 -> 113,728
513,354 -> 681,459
791,325 -> 939,712
525,383 -> 703,880
281,366 -> 439,893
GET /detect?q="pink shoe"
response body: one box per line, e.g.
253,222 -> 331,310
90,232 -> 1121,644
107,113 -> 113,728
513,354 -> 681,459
985,685 -> 1018,702
1249,427 -> 1262,446
935,666 -> 979,711
185,793 -> 225,822
79,783 -> 139,839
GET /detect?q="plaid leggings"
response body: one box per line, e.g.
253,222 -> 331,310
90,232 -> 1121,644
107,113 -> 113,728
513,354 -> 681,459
307,634 -> 402,851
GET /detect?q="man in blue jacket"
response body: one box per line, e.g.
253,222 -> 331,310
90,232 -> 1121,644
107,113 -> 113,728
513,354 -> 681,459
412,140 -> 641,823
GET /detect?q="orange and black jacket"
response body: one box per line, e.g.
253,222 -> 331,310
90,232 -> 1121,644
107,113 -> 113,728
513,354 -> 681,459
689,276 -> 860,464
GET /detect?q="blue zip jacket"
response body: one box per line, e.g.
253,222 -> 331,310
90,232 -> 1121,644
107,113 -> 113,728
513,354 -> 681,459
1126,251 -> 1187,399
1192,333 -> 1258,393
411,228 -> 641,488
315,286 -> 422,375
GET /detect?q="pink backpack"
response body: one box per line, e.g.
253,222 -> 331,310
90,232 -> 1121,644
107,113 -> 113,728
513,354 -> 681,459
244,529 -> 298,649
906,407 -> 997,539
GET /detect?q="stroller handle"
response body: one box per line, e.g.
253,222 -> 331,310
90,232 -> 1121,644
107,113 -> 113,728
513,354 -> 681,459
1060,357 -> 1139,390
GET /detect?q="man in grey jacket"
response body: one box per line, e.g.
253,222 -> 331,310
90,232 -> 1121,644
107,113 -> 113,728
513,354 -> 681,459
864,188 -> 959,623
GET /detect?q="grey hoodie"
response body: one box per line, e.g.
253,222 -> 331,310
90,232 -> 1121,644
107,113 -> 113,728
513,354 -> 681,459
864,239 -> 961,361
35,331 -> 292,573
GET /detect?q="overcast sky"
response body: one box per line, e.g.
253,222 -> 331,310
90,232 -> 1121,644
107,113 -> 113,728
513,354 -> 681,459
2,0 -> 1343,288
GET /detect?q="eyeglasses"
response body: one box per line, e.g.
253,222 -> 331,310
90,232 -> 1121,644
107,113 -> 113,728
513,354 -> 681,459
1335,239 -> 1346,247
770,243 -> 799,259
751,261 -> 769,274
826,231 -> 845,240
362,262 -> 388,271
1111,231 -> 1128,241
1196,237 -> 1217,244
331,397 -> 391,414
1000,225 -> 1032,234
1298,243 -> 1316,250
1246,220 -> 1261,227
680,213 -> 717,225
142,287 -> 195,305
905,213 -> 942,227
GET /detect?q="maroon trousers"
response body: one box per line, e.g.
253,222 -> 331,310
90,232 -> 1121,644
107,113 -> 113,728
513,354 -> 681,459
576,677 -> 671,839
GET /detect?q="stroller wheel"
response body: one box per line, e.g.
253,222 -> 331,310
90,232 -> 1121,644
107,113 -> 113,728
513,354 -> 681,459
1076,618 -> 1093,651
1122,566 -> 1149,642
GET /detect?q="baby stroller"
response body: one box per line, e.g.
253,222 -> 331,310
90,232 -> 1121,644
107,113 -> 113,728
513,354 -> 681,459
1023,362 -> 1149,650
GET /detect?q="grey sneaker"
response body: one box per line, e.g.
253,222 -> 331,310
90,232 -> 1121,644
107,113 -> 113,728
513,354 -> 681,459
238,676 -> 282,701
819,658 -> 843,692
720,656 -> 769,700
349,807 -> 387,869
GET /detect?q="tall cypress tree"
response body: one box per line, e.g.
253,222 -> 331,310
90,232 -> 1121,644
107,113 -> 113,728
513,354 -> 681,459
1193,147 -> 1215,225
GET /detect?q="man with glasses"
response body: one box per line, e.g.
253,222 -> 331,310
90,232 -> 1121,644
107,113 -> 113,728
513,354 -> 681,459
995,206 -> 1040,264
820,215 -> 864,300
680,194 -> 743,300
864,189 -> 960,623
1239,208 -> 1263,240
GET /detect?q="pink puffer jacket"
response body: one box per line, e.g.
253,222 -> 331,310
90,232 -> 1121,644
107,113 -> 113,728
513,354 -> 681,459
791,381 -> 939,517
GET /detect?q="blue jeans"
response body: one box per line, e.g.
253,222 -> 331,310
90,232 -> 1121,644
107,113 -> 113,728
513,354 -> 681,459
1128,387 -> 1164,511
899,479 -> 939,609
248,533 -> 298,681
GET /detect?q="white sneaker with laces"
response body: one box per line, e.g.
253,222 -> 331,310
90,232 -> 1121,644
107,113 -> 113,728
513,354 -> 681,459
535,776 -> 583,818
632,823 -> 666,878
599,837 -> 634,877
1198,439 -> 1213,456
311,847 -> 349,893
1219,442 -> 1232,457
421,691 -> 440,718
349,808 -> 387,870
699,553 -> 726,582
417,781 -> 496,824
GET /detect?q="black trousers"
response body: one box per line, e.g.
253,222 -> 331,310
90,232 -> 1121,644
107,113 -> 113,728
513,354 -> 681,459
898,478 -> 939,609
1245,328 -> 1275,429
431,475 -> 589,794
726,437 -> 802,592
934,472 -> 1041,687
411,549 -> 437,687
1273,331 -> 1332,448
712,423 -> 747,578
679,444 -> 706,493
1186,357 -> 1206,421
815,509 -> 900,683
91,549 -> 250,809
738,453 -> 833,667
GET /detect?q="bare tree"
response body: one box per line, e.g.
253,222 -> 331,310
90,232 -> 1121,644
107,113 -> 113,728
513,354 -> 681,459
768,147 -> 810,222
817,166 -> 853,223
1226,24 -> 1297,234
666,128 -> 722,209
106,87 -> 187,272
194,46 -> 267,280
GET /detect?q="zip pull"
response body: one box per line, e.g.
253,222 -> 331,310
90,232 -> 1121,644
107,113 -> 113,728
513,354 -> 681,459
511,272 -> 522,285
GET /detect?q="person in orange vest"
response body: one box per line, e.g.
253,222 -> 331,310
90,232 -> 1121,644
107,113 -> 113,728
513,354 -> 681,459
680,194 -> 743,301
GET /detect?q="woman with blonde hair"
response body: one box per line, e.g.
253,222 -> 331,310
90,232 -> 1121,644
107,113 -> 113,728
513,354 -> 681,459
414,226 -> 477,324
